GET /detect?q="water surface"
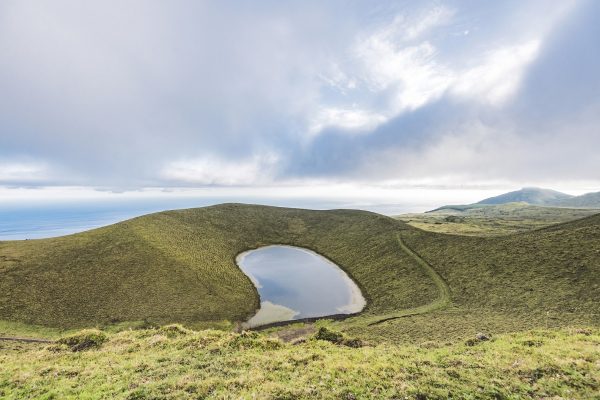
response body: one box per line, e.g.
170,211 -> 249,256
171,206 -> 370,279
236,245 -> 365,327
0,196 -> 437,240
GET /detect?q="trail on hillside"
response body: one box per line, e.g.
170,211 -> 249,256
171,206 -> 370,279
0,336 -> 54,343
366,232 -> 451,326
267,231 -> 453,340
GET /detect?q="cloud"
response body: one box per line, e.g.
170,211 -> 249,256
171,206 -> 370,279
402,6 -> 455,41
310,7 -> 456,133
285,0 -> 599,188
451,40 -> 541,106
309,108 -> 387,136
308,4 -> 548,135
0,0 -> 597,190
0,1 -> 340,185
160,154 -> 280,186
355,40 -> 452,111
0,160 -> 53,185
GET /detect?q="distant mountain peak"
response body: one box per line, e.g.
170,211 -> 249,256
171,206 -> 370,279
431,188 -> 600,212
476,188 -> 573,206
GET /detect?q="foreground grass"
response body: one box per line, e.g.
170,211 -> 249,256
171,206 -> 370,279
1,326 -> 598,399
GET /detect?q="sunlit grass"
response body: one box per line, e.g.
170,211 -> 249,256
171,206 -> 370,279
1,326 -> 598,399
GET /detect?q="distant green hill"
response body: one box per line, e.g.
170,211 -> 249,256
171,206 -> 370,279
552,191 -> 600,208
477,187 -> 573,205
433,187 -> 600,212
399,202 -> 600,236
1,203 -> 599,345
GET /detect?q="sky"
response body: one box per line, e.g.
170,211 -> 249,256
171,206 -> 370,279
1,0 -> 599,207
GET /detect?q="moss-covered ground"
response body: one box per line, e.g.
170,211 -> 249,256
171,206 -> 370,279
1,326 -> 598,399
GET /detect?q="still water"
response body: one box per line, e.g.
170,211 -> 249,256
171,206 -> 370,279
236,245 -> 366,327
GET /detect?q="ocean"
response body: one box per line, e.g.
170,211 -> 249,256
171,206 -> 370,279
0,184 -> 498,241
0,197 -> 435,241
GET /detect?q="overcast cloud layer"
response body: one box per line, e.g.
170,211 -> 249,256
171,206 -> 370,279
1,0 -> 599,190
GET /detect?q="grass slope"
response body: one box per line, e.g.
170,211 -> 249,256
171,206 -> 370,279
354,213 -> 600,343
0,204 -> 438,333
401,213 -> 600,316
1,203 -> 599,345
1,326 -> 598,399
397,203 -> 600,236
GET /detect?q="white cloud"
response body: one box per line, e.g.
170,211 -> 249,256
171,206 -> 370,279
309,107 -> 387,135
356,40 -> 453,110
373,6 -> 455,44
352,8 -> 456,111
160,154 -> 280,186
311,8 -> 456,134
0,1 -> 590,190
310,7 -> 546,136
318,63 -> 356,94
354,99 -> 600,187
0,161 -> 50,183
451,40 -> 541,106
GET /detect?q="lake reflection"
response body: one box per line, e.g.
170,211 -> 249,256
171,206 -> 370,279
236,245 -> 365,327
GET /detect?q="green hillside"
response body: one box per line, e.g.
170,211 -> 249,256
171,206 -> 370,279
403,213 -> 600,315
397,202 -> 600,236
0,204 -> 439,332
2,204 -> 600,399
432,187 -> 600,212
552,191 -> 600,208
1,203 -> 599,346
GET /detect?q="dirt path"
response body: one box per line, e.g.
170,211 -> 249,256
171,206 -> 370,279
366,232 -> 451,326
264,231 -> 452,339
0,336 -> 54,343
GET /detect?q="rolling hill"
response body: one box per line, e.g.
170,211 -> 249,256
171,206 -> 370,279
1,204 -> 599,399
552,190 -> 600,208
1,203 -> 599,345
477,187 -> 573,205
398,202 -> 600,236
433,187 -> 600,212
0,204 -> 439,332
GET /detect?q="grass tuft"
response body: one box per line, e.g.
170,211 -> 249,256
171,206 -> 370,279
313,327 -> 363,347
158,324 -> 190,337
56,329 -> 107,352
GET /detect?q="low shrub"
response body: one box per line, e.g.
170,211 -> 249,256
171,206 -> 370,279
314,327 -> 344,344
159,324 -> 191,338
313,327 -> 363,347
57,329 -> 108,352
465,332 -> 491,346
228,331 -> 282,350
